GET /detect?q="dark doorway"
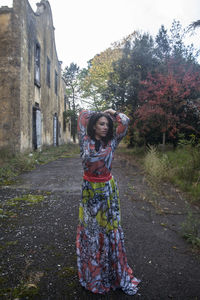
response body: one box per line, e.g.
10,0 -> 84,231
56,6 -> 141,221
53,113 -> 58,146
32,105 -> 42,150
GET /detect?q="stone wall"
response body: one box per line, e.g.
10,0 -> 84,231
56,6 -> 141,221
0,5 -> 21,152
0,0 -> 71,153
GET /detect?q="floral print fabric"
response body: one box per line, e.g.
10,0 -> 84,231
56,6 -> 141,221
76,110 -> 140,295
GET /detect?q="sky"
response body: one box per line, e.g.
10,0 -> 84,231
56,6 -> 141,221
1,0 -> 200,68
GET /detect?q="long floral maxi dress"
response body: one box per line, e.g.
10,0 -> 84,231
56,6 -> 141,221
76,110 -> 141,295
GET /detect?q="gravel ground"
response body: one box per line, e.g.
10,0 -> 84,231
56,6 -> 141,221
0,154 -> 200,300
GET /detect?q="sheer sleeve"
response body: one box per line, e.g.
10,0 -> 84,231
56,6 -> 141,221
77,110 -> 95,140
111,112 -> 130,151
77,110 -> 95,157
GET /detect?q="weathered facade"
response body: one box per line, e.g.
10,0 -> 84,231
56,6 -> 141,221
0,0 -> 71,152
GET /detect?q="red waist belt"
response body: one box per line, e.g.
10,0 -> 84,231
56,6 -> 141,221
83,172 -> 112,182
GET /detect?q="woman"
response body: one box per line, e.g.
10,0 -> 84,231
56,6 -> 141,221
76,108 -> 140,295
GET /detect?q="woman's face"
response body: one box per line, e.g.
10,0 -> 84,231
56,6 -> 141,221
94,116 -> 109,140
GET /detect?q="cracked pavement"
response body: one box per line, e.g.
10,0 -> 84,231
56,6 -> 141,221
0,154 -> 200,299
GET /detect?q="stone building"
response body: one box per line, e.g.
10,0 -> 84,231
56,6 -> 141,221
0,0 -> 71,153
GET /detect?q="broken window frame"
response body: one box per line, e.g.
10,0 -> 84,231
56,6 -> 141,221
47,56 -> 51,87
34,41 -> 41,87
55,70 -> 58,95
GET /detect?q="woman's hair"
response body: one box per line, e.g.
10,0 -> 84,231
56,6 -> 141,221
87,113 -> 114,144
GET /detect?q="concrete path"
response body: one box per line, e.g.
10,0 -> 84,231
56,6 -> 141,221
0,154 -> 200,299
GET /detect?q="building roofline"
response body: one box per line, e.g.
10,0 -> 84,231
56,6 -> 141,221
0,6 -> 13,14
26,0 -> 61,69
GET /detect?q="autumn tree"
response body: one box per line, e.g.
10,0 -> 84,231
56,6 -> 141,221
80,47 -> 122,110
134,63 -> 200,145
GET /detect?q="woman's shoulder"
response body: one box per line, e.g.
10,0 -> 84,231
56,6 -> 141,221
82,135 -> 94,144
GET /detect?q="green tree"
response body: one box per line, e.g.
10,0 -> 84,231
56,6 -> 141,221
105,32 -> 158,146
189,20 -> 200,29
106,32 -> 157,110
170,20 -> 199,64
155,25 -> 171,62
80,47 -> 122,110
63,63 -> 80,142
80,32 -> 138,111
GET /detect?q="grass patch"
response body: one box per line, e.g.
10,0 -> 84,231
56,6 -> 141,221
0,143 -> 79,186
0,269 -> 44,299
0,240 -> 18,252
0,194 -> 46,221
115,143 -> 200,202
165,147 -> 200,200
58,266 -> 78,297
12,283 -> 39,299
57,266 -> 77,279
142,145 -> 200,202
0,206 -> 17,219
117,143 -> 145,156
119,143 -> 200,249
5,194 -> 45,207
181,211 -> 200,249
116,143 -> 146,165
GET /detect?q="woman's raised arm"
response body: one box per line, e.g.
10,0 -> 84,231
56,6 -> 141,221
77,110 -> 94,142
104,109 -> 130,150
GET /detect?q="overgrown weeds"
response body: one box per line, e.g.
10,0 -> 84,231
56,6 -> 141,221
0,143 -> 79,186
144,145 -> 169,184
118,142 -> 200,250
181,210 -> 200,249
143,145 -> 200,202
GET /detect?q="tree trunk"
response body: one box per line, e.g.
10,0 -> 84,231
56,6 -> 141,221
162,132 -> 166,147
72,87 -> 76,143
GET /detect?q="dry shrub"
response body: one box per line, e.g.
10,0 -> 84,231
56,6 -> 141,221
144,145 -> 169,183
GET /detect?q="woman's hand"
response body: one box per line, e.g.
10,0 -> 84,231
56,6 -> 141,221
103,109 -> 116,116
